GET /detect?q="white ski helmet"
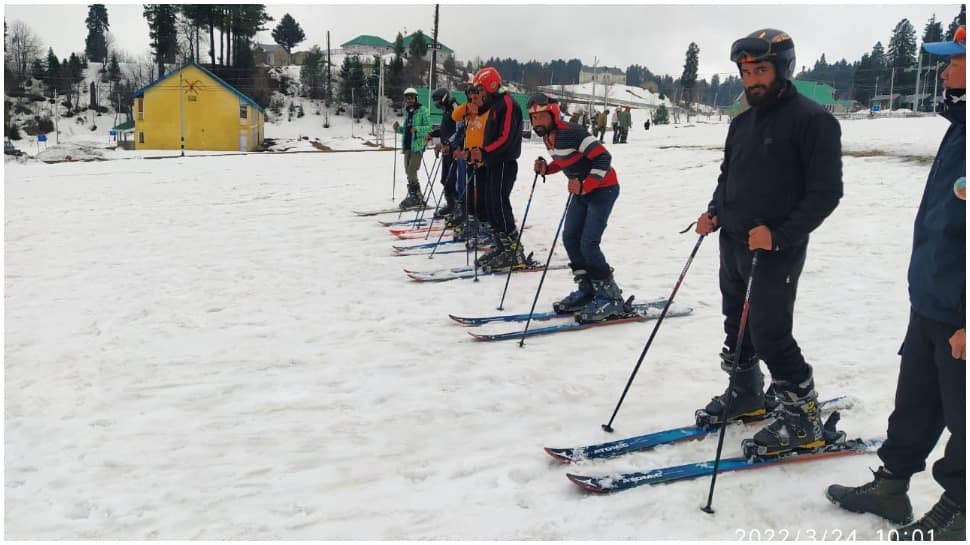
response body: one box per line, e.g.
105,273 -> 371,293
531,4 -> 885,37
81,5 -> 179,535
403,87 -> 418,97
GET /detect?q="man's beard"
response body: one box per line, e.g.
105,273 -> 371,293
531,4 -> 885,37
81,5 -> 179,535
745,78 -> 784,107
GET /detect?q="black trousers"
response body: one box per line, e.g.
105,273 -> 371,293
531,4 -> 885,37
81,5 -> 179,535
483,160 -> 518,236
719,230 -> 811,385
878,309 -> 965,506
439,155 -> 456,199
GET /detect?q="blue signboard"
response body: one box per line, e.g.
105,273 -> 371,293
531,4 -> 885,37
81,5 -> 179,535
109,129 -> 116,136
872,105 -> 881,112
37,134 -> 47,142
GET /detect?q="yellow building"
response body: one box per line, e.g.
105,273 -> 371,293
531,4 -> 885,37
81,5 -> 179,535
131,62 -> 265,151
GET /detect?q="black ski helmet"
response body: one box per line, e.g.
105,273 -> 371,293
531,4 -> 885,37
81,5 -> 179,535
730,28 -> 796,81
431,87 -> 452,106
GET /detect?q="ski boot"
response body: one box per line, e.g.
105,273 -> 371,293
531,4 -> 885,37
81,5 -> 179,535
826,467 -> 915,525
552,265 -> 594,314
480,232 -> 528,272
695,348 -> 768,428
894,493 -> 965,541
475,233 -> 506,270
741,373 -> 829,458
574,274 -> 626,323
435,191 -> 457,219
398,183 -> 425,209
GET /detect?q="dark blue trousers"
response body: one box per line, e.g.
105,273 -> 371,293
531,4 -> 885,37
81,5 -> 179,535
562,185 -> 619,280
878,309 -> 965,506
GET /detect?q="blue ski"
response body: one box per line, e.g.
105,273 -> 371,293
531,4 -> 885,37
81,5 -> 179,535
469,303 -> 693,341
544,396 -> 850,463
450,298 -> 669,325
566,437 -> 881,493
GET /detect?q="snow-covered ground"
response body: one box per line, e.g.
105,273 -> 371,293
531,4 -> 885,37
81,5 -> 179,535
4,113 -> 952,539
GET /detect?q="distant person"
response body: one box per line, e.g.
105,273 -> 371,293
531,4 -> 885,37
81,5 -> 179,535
619,106 -> 632,143
644,118 -> 651,131
595,110 -> 608,141
529,94 -> 627,323
393,87 -> 431,209
826,26 -> 965,541
611,106 -> 621,144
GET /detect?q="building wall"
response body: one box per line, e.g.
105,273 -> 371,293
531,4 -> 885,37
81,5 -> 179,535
134,65 -> 264,152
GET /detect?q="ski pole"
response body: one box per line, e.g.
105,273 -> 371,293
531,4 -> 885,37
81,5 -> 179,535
601,233 -> 707,433
423,160 -> 457,240
391,131 -> 398,202
411,153 -> 441,225
519,194 -> 572,347
497,172 -> 543,310
702,248 -> 760,515
471,165 -> 481,282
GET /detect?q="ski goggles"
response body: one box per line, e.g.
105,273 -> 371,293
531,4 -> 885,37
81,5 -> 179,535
526,93 -> 557,114
730,36 -> 789,64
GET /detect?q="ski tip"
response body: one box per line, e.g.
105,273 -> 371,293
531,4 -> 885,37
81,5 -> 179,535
565,473 -> 608,493
467,331 -> 489,341
543,447 -> 577,464
448,314 -> 469,325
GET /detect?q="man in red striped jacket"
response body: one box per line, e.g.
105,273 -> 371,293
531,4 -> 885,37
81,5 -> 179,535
530,93 -> 627,323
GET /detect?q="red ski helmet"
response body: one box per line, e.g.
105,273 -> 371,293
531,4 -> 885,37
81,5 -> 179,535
472,66 -> 503,94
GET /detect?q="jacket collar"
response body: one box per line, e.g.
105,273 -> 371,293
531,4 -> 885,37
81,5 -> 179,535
940,90 -> 966,126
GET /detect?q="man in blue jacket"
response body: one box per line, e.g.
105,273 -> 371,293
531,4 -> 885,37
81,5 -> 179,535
827,26 -> 965,541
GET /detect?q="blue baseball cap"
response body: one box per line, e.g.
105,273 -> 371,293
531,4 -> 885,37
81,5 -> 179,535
923,25 -> 966,56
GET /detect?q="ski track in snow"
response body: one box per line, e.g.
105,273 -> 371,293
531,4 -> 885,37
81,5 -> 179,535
4,114 -> 952,539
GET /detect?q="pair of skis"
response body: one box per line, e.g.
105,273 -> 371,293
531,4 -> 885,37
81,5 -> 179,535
449,297 -> 693,341
544,397 -> 879,493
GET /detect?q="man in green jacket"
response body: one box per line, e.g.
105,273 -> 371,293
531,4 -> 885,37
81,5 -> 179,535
394,87 -> 432,209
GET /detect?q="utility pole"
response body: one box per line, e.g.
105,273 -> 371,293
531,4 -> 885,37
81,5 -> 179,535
888,66 -> 896,110
590,57 -> 598,116
932,61 -> 941,113
326,31 -> 333,104
430,4 -> 439,90
179,66 -> 185,156
377,58 -> 385,145
913,51 -> 923,111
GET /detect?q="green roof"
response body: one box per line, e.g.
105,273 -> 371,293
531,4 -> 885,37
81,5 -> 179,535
341,35 -> 393,48
792,79 -> 837,106
112,119 -> 134,131
402,32 -> 453,54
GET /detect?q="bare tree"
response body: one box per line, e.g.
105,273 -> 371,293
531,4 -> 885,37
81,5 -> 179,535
8,20 -> 43,80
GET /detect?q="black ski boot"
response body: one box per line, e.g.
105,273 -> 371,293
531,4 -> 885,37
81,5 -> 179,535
695,348 -> 767,428
826,467 -> 914,525
435,191 -> 456,219
894,493 -> 965,541
553,265 -> 594,314
574,275 -> 625,323
475,232 -> 506,269
398,183 -> 425,209
481,232 -> 528,272
746,374 -> 826,456
445,200 -> 465,228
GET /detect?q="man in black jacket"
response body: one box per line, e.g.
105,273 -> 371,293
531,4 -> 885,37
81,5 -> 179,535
430,87 -> 459,219
694,29 -> 843,455
467,66 -> 527,270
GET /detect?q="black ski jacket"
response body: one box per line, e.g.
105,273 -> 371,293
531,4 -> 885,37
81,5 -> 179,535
481,92 -> 522,165
709,83 -> 843,249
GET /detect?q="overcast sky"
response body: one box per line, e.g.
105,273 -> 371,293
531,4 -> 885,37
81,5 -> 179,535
4,2 -> 961,80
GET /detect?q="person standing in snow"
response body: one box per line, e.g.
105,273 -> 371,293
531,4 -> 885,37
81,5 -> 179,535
595,110 -> 608,142
693,28 -> 843,455
618,106 -> 632,143
529,94 -> 627,323
611,106 -> 621,144
429,87 -> 458,219
393,87 -> 431,209
466,66 -> 527,271
827,26 -> 965,541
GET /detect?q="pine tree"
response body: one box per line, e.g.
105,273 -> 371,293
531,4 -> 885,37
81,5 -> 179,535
44,48 -> 61,98
338,55 -> 354,106
107,53 -> 121,82
408,30 -> 428,59
386,33 -> 405,102
84,4 -> 110,63
350,56 -> 367,118
680,42 -> 700,109
143,4 -> 179,75
652,103 -> 670,125
271,13 -> 305,56
887,18 -> 918,107
300,45 -> 325,99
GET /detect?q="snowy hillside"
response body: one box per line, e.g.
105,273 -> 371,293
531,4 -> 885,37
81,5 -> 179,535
4,114 -> 953,539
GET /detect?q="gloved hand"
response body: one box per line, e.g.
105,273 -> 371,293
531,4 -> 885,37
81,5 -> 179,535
534,157 -> 548,175
440,144 -> 450,156
567,178 -> 584,195
695,213 -> 718,235
453,149 -> 468,161
392,121 -> 399,130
